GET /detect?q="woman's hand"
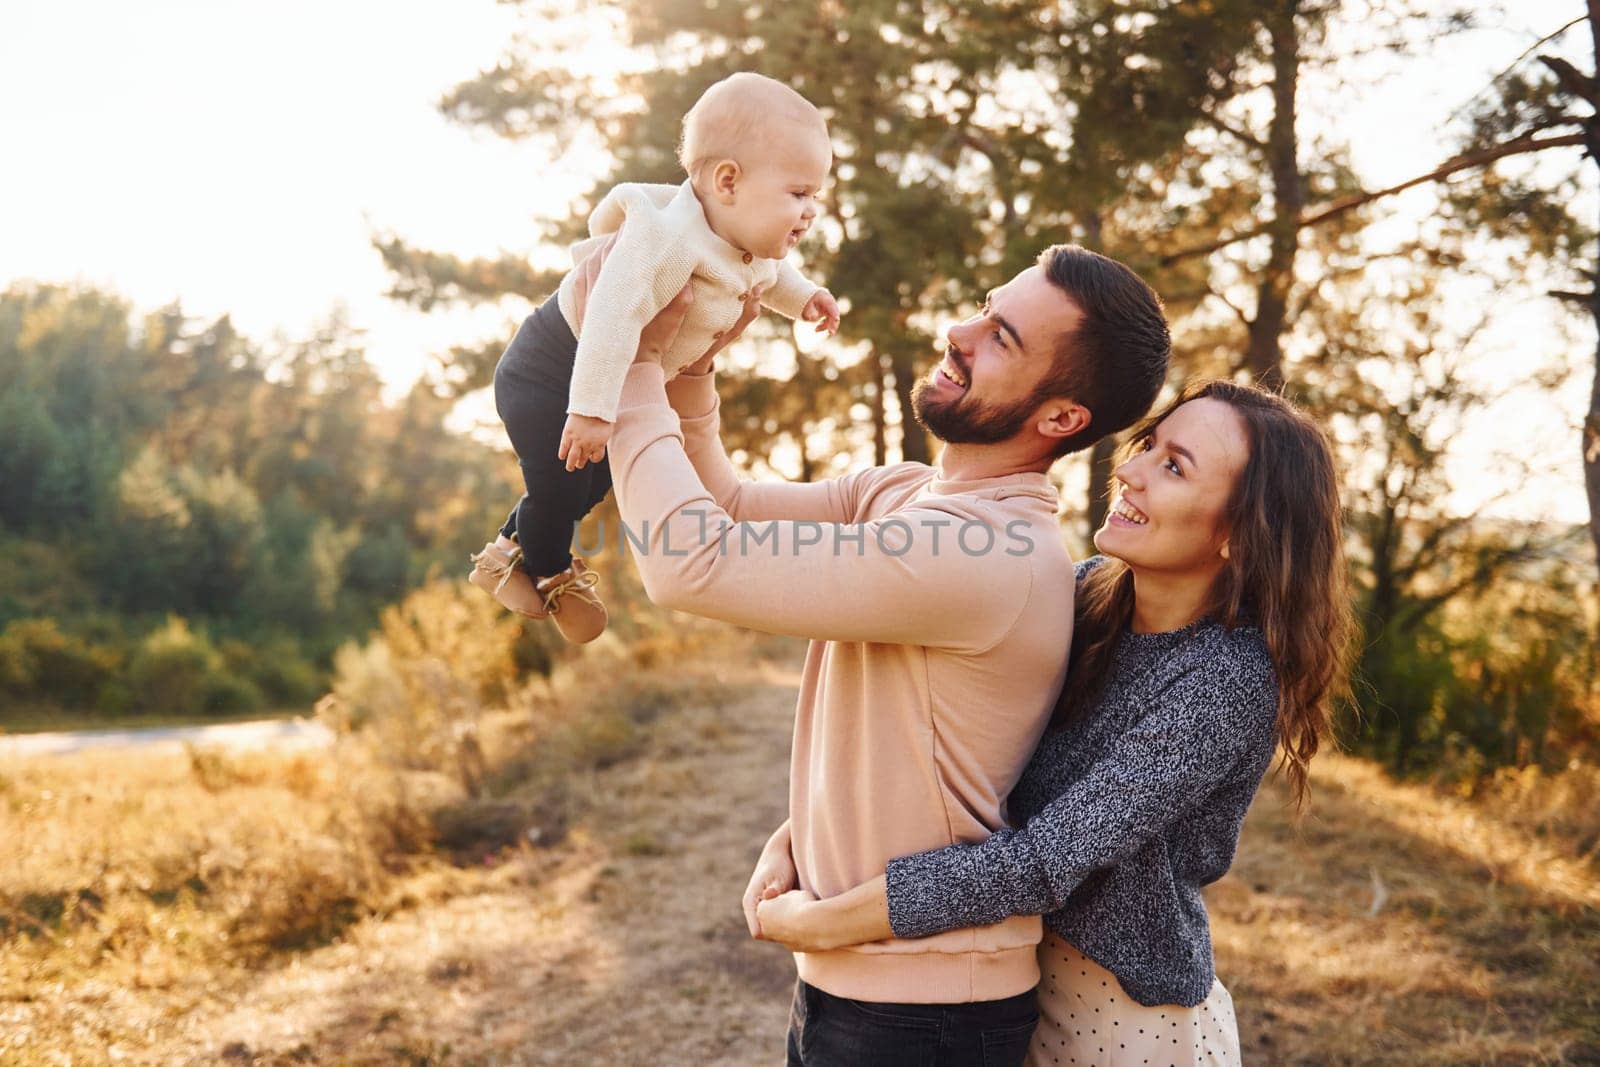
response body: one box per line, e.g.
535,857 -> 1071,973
742,821 -> 797,937
755,874 -> 894,954
754,888 -> 829,951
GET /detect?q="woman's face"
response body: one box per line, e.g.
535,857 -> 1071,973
1093,397 -> 1250,577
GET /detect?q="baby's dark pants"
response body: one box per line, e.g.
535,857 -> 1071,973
493,296 -> 614,581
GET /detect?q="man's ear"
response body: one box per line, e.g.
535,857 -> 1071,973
1035,400 -> 1091,445
711,159 -> 742,204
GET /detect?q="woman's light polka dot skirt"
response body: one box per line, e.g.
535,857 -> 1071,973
1027,932 -> 1240,1067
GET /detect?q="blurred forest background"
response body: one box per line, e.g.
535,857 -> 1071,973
5,0 -> 1596,781
3,1 -> 1600,1061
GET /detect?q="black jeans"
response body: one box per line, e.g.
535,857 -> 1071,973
493,297 -> 614,581
785,980 -> 1038,1067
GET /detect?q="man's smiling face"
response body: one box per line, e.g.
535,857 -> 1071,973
910,265 -> 1085,445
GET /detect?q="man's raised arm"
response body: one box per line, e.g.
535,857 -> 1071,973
607,361 -> 1032,649
663,364 -> 917,526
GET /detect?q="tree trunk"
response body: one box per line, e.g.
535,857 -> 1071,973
891,349 -> 931,465
1082,210 -> 1104,251
1086,437 -> 1116,545
795,417 -> 816,483
870,348 -> 888,467
1246,0 -> 1302,392
1392,685 -> 1416,775
1079,207 -> 1111,544
1582,1 -> 1600,582
1586,299 -> 1600,580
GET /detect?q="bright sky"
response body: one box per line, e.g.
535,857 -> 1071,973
0,0 -> 1592,525
0,0 -> 561,389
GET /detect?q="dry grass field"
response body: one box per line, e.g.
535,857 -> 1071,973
1,637 -> 1596,1065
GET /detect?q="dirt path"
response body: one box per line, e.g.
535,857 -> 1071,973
166,668 -> 801,1066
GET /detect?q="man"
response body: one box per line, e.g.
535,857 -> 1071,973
583,242 -> 1170,1063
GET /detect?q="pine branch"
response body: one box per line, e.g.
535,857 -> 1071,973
1394,541 -> 1547,631
1443,15 -> 1591,125
1160,132 -> 1589,267
1204,282 -> 1253,327
1538,55 -> 1600,110
1198,106 -> 1266,152
1289,249 -> 1419,320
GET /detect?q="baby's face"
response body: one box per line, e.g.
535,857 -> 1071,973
725,128 -> 832,260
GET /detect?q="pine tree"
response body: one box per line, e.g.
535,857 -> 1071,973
378,0 -> 1278,538
1440,7 -> 1600,578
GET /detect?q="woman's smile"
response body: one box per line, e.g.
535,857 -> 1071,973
1108,496 -> 1149,527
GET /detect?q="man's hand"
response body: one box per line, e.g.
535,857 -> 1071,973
801,288 -> 841,335
681,282 -> 767,377
569,224 -> 766,377
634,284 -> 695,367
558,413 -> 612,471
569,232 -> 619,328
742,821 -> 798,938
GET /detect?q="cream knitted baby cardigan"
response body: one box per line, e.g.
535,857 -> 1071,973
554,179 -> 820,422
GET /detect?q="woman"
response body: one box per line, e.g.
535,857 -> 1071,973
749,380 -> 1353,1066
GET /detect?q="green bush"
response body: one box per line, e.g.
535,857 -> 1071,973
253,653 -> 324,708
126,616 -> 262,718
0,629 -> 29,692
219,636 -> 324,709
95,679 -> 134,717
202,673 -> 266,716
1349,563 -> 1598,781
0,618 -> 120,710
0,614 -> 329,722
323,579 -> 532,785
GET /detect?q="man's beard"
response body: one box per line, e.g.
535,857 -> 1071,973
909,373 -> 1038,445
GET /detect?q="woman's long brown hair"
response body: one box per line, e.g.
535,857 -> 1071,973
1056,380 -> 1354,809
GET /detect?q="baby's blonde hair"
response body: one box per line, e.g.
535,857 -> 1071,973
678,72 -> 828,185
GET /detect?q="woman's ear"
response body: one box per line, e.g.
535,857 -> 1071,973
1220,541 -> 1231,561
711,159 -> 741,204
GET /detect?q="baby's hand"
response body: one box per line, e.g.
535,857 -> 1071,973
801,289 -> 841,335
559,413 -> 613,471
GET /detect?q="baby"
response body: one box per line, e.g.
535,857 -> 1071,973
469,72 -> 840,643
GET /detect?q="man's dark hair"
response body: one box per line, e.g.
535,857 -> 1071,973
1033,244 -> 1171,457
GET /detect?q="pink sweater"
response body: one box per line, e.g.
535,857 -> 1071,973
608,363 -> 1076,1003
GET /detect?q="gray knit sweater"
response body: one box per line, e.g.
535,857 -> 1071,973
884,558 -> 1280,1008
